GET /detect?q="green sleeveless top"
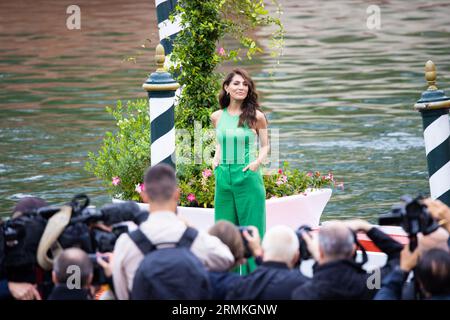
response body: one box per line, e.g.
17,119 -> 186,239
216,108 -> 257,165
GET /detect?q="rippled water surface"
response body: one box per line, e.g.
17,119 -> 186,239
1,0 -> 450,221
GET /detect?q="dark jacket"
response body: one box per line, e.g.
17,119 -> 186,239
208,271 -> 240,300
226,261 -> 309,300
48,285 -> 91,300
374,266 -> 410,300
0,279 -> 11,300
375,266 -> 450,300
292,227 -> 403,300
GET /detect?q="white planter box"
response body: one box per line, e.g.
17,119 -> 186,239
113,188 -> 332,231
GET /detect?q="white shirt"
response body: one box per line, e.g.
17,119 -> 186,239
112,210 -> 234,300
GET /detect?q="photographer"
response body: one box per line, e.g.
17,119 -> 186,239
0,197 -> 48,300
387,220 -> 449,300
112,164 -> 234,300
375,247 -> 450,300
1,218 -> 40,300
48,248 -> 94,300
423,198 -> 450,237
208,221 -> 262,299
226,225 -> 308,300
292,219 -> 403,300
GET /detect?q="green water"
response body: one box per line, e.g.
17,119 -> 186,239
1,0 -> 450,222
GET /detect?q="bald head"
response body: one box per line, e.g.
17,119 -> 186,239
262,225 -> 299,267
319,221 -> 355,262
53,248 -> 93,287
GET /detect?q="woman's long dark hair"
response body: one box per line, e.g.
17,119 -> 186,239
219,68 -> 267,130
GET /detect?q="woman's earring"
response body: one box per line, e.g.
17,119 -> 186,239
226,91 -> 230,96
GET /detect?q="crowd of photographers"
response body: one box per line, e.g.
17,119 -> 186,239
1,164 -> 449,300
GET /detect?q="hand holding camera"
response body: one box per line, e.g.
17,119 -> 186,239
240,226 -> 262,259
399,245 -> 420,273
344,219 -> 373,233
422,198 -> 450,233
379,195 -> 441,250
95,252 -> 114,278
298,229 -> 320,262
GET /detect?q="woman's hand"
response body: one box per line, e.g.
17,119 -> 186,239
242,160 -> 260,172
212,158 -> 220,170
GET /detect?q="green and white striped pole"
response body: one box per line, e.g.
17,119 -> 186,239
414,60 -> 450,206
155,0 -> 182,55
143,44 -> 180,168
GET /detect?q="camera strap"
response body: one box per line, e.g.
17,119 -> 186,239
36,205 -> 72,271
352,231 -> 368,267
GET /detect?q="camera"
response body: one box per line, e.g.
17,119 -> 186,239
238,226 -> 254,259
1,194 -> 148,284
379,195 -> 440,250
88,252 -> 112,285
295,225 -> 313,260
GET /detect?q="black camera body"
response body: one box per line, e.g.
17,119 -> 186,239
296,225 -> 313,261
238,226 -> 254,259
2,213 -> 48,277
379,195 -> 440,250
1,194 -> 147,284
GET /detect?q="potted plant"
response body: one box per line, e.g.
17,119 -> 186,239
85,0 -> 342,229
85,99 -> 342,229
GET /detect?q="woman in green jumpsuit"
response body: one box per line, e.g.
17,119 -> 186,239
211,68 -> 270,274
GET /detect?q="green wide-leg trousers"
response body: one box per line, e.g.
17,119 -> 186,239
214,164 -> 266,274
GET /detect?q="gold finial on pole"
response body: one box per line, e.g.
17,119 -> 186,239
425,60 -> 437,90
155,44 -> 165,72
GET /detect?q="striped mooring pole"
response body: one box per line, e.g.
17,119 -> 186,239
414,60 -> 450,206
155,0 -> 182,56
143,44 -> 180,168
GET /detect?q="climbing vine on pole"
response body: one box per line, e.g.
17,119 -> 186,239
168,0 -> 284,131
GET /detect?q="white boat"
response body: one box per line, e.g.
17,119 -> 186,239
113,188 -> 408,272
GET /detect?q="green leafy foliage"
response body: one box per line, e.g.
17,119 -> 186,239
178,162 -> 340,208
170,0 -> 284,132
85,99 -> 151,201
264,162 -> 339,199
84,2 -> 342,205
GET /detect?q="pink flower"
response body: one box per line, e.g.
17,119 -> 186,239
187,193 -> 196,202
217,47 -> 225,56
306,172 -> 313,177
135,183 -> 145,194
202,169 -> 212,178
278,169 -> 283,174
112,176 -> 121,186
325,172 -> 334,181
275,174 -> 288,186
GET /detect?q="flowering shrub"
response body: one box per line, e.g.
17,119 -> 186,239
264,162 -> 343,199
177,162 -> 342,208
85,100 -> 342,206
85,99 -> 151,201
85,1 -> 343,206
